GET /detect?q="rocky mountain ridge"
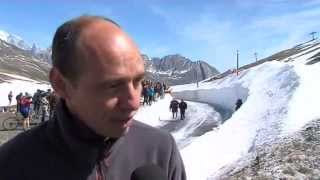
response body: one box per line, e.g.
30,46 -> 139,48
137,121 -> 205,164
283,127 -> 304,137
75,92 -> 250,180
0,39 -> 50,82
0,30 -> 52,64
143,54 -> 219,85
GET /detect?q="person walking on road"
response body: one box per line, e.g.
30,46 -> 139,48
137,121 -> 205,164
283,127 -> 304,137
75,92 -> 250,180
235,98 -> 243,111
179,99 -> 187,120
15,92 -> 23,113
170,99 -> 179,119
8,91 -> 13,106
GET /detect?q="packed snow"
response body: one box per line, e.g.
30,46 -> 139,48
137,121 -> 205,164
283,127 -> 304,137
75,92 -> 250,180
169,60 -> 320,179
0,50 -> 320,179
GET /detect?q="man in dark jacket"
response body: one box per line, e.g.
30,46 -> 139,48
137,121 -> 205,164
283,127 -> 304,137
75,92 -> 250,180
15,92 -> 23,113
170,99 -> 179,119
8,91 -> 13,105
179,99 -> 187,120
0,15 -> 186,180
235,98 -> 243,111
32,89 -> 41,117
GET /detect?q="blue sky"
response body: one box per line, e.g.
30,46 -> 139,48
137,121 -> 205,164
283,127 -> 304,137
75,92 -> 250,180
1,0 -> 320,71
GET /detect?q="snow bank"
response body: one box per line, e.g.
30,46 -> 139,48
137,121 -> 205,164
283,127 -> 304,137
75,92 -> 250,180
283,62 -> 320,134
173,61 -> 302,179
172,84 -> 249,112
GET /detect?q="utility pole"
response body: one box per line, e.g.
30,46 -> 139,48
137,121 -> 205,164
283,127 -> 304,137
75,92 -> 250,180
196,61 -> 199,88
310,32 -> 317,41
254,52 -> 258,62
236,50 -> 239,76
194,61 -> 199,88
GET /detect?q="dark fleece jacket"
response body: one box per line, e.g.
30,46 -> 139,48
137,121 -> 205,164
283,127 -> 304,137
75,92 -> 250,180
0,101 -> 186,180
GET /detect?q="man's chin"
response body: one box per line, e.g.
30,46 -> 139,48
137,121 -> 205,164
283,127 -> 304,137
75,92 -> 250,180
108,126 -> 131,138
100,119 -> 134,138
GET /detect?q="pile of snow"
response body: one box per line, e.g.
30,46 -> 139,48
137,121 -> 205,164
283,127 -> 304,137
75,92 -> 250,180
170,60 -> 320,179
173,62 -> 295,179
282,62 -> 320,134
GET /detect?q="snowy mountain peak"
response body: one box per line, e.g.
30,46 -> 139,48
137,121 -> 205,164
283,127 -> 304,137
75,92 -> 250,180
0,30 -> 52,63
0,30 -> 31,50
0,30 -> 9,41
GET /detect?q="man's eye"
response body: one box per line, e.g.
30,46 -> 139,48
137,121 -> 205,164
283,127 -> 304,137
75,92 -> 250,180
109,83 -> 121,89
133,80 -> 141,88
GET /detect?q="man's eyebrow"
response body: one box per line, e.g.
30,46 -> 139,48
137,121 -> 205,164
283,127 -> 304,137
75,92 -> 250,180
99,73 -> 145,86
99,78 -> 125,85
134,72 -> 145,80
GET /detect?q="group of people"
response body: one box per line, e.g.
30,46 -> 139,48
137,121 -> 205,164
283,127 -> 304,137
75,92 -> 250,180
0,15 -> 186,179
141,80 -> 168,106
11,89 -> 58,130
170,99 -> 188,120
31,89 -> 58,121
168,97 -> 242,121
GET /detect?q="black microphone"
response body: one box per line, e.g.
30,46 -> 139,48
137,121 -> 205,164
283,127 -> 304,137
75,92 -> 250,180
131,164 -> 168,180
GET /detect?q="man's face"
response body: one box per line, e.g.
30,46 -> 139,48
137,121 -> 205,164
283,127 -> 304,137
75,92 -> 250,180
61,21 -> 145,137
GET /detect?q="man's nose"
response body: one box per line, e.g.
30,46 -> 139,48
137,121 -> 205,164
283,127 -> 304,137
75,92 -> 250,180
120,82 -> 140,110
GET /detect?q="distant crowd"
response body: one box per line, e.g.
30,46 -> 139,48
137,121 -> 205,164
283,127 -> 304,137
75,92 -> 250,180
141,80 -> 189,120
141,80 -> 169,106
6,89 -> 58,130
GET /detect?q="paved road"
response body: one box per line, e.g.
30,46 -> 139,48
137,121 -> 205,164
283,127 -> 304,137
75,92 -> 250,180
159,101 -> 225,149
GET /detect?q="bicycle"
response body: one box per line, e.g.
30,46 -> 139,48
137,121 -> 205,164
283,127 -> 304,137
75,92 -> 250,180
2,111 -> 40,131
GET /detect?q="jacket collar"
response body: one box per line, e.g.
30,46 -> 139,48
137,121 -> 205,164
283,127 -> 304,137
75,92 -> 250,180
47,100 -> 116,164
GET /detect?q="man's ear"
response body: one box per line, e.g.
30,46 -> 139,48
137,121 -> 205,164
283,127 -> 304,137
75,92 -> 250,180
49,67 -> 70,99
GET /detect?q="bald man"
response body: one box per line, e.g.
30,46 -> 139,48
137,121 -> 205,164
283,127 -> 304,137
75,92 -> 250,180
0,16 -> 186,180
